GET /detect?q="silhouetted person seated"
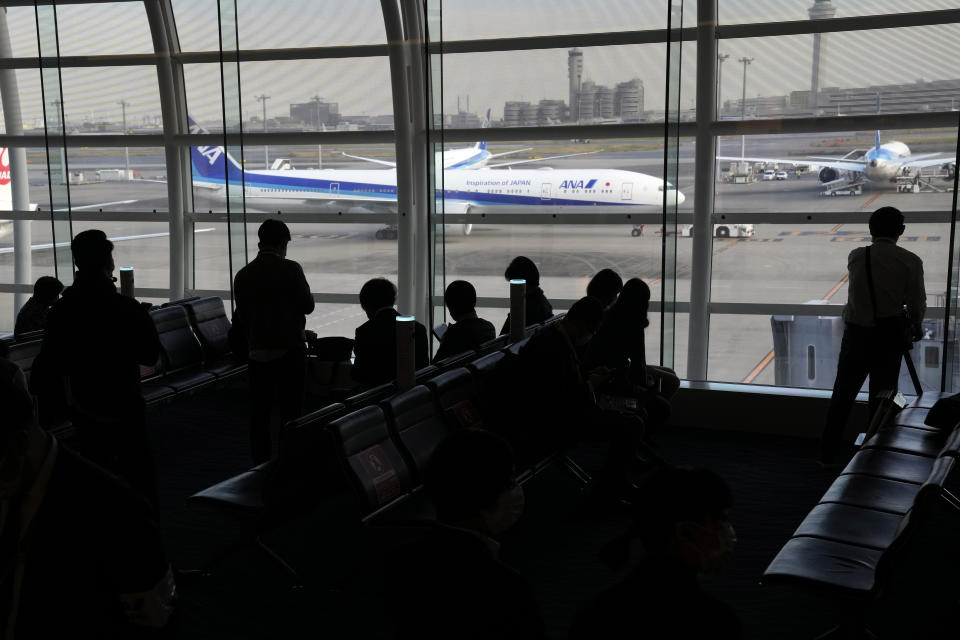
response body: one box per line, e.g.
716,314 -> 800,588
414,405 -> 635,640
500,256 -> 553,335
569,466 -> 740,640
585,278 -> 679,426
31,229 -> 161,504
386,429 -> 545,640
0,373 -> 175,638
233,219 -> 315,464
14,276 -> 63,337
488,297 -> 647,497
433,280 -> 495,363
352,277 -> 428,387
586,268 -> 623,310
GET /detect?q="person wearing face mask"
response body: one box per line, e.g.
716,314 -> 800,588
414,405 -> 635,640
385,429 -> 544,640
30,229 -> 162,504
569,465 -> 741,639
233,219 -> 315,463
0,371 -> 175,639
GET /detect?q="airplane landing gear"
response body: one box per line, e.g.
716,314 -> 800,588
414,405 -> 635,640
375,225 -> 398,240
630,224 -> 645,237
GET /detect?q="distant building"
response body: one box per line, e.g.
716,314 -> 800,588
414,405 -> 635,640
290,99 -> 340,128
450,111 -> 482,128
503,101 -> 530,127
577,81 -> 598,121
537,100 -> 566,125
614,79 -> 644,122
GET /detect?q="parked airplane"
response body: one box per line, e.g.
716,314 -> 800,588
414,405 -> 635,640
189,118 -> 684,238
719,131 -> 956,190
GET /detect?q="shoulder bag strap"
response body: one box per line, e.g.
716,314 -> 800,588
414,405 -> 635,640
864,246 -> 879,324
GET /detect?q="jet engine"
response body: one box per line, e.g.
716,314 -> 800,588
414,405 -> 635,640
942,162 -> 956,180
819,167 -> 840,184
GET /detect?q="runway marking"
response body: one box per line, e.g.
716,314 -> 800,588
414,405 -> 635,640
741,273 -> 848,384
831,223 -> 844,232
859,193 -> 882,210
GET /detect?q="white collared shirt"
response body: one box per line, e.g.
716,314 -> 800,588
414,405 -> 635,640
842,237 -> 926,327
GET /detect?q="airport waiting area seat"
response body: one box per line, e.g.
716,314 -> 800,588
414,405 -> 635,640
150,305 -> 218,393
181,297 -> 246,379
763,396 -> 960,637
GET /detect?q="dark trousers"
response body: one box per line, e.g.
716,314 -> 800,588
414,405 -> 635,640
72,405 -> 158,506
248,349 -> 306,464
821,324 -> 903,461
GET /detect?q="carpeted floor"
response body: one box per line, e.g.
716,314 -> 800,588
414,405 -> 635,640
140,380 -> 849,639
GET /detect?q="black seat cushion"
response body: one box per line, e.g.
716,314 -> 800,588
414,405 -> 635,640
427,367 -> 484,429
820,475 -> 921,515
343,382 -> 396,410
152,305 -> 204,372
469,350 -> 505,378
894,408 -> 938,431
205,358 -> 246,378
330,406 -> 414,512
383,385 -> 451,478
763,536 -> 882,594
793,503 -> 904,550
163,369 -> 216,393
432,351 -> 476,371
862,427 -> 946,457
142,382 -> 176,405
842,449 -> 936,484
182,297 -> 233,360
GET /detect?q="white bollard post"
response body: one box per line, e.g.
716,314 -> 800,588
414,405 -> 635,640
119,267 -> 135,298
396,315 -> 416,390
509,279 -> 527,343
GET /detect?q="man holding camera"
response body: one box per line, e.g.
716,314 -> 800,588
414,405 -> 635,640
820,207 -> 926,467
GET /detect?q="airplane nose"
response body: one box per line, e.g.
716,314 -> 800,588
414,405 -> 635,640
676,190 -> 686,205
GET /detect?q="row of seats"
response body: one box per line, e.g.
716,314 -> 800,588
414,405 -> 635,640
141,297 -> 246,405
186,318 -> 569,580
763,393 -> 960,636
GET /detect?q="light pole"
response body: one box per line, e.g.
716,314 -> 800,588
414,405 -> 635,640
717,53 -> 729,118
255,94 -> 270,168
118,99 -> 130,178
311,94 -> 323,168
738,57 -> 753,158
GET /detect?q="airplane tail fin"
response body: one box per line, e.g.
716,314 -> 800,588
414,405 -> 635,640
0,148 -> 12,210
188,117 -> 242,182
475,109 -> 491,150
875,130 -> 881,153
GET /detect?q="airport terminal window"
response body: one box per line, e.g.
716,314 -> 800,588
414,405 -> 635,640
70,220 -> 170,290
0,70 -> 44,136
60,67 -> 162,136
54,2 -> 154,56
236,0 -> 386,48
717,25 -> 960,121
718,0 -> 959,25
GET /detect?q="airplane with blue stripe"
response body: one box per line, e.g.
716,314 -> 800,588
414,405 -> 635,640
719,130 -> 955,187
189,118 -> 684,236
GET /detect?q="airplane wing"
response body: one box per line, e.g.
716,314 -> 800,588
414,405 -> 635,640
903,154 -> 956,170
484,150 -> 597,169
342,152 -> 396,167
717,155 -> 867,173
485,147 -> 533,160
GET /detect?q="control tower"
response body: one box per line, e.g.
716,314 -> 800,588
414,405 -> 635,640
568,48 -> 583,121
809,0 -> 837,112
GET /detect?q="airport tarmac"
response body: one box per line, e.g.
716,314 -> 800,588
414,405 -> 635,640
2,140 -> 957,388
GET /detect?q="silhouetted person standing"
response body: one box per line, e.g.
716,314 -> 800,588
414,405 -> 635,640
820,207 -> 925,466
386,429 -> 544,640
352,277 -> 428,387
433,280 -> 495,362
500,256 -> 553,335
570,466 -> 740,639
32,230 -> 161,503
0,374 -> 175,639
234,219 -> 315,464
14,276 -> 63,337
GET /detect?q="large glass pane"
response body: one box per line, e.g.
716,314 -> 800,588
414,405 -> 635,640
60,67 -> 162,135
70,220 -> 169,290
238,59 -> 393,130
715,129 -> 959,214
435,0 -> 668,40
171,0 -> 220,52
0,69 -> 44,135
237,0 -> 385,48
718,24 -> 960,119
54,2 -> 153,56
437,44 -> 696,127
719,0 -> 958,25
0,7 -> 39,59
